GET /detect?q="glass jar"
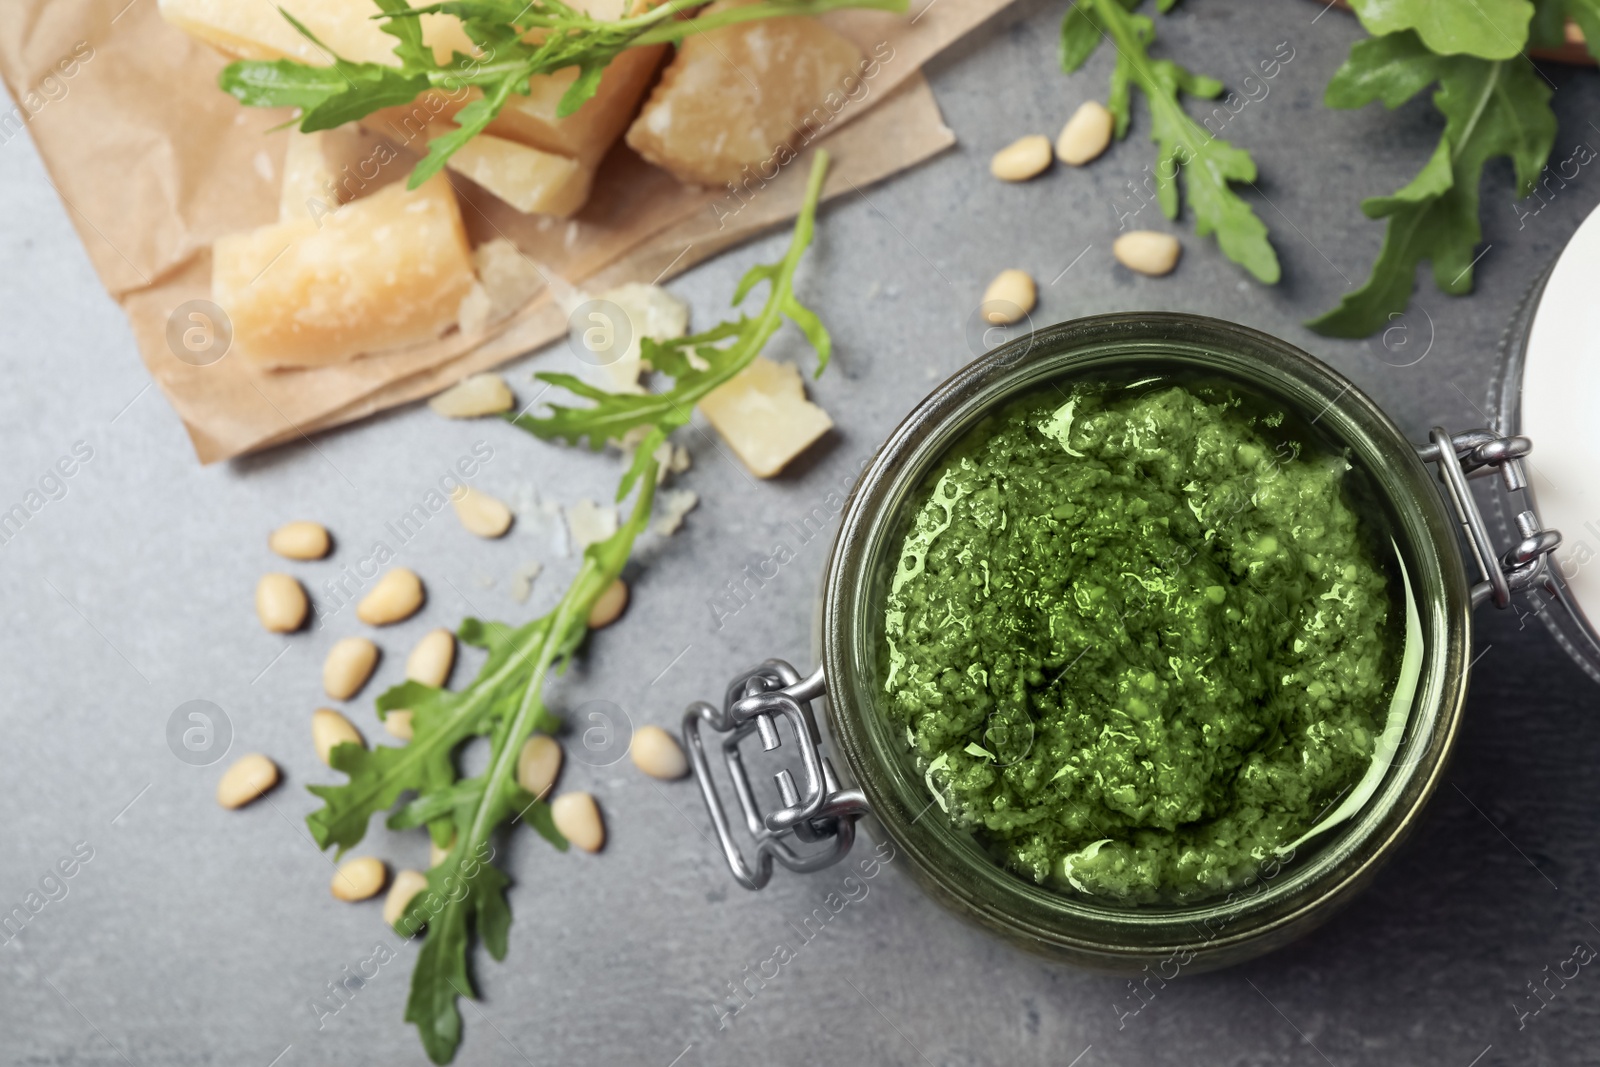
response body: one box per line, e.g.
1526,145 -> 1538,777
683,313 -> 1559,973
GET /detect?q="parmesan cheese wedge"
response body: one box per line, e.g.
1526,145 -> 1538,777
439,128 -> 593,218
625,1 -> 865,186
158,0 -> 471,64
213,173 -> 475,368
161,0 -> 663,204
697,357 -> 833,478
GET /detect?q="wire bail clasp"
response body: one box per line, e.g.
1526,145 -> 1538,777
682,659 -> 868,889
1418,427 -> 1561,609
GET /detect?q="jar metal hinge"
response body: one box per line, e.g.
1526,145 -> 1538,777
1418,427 -> 1561,609
682,660 -> 868,889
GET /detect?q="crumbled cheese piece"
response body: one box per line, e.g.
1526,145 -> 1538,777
567,499 -> 619,549
510,561 -> 544,604
429,373 -> 515,417
457,282 -> 492,337
593,282 -> 691,392
213,174 -> 474,368
655,489 -> 699,536
697,357 -> 833,478
473,238 -> 546,320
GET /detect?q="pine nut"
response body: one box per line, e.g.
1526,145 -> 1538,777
268,521 -> 330,560
452,487 -> 513,539
989,135 -> 1052,182
1056,101 -> 1114,166
323,637 -> 379,700
981,270 -> 1037,325
587,578 -> 628,629
516,735 -> 563,798
406,628 -> 456,687
216,753 -> 279,809
1113,231 -> 1182,276
256,573 -> 308,633
357,568 -> 424,626
383,869 -> 429,927
312,708 -> 365,765
429,373 -> 514,418
629,725 -> 687,780
551,792 -> 604,852
385,710 -> 414,741
331,856 -> 387,901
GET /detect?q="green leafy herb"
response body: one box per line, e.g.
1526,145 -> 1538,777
305,150 -> 834,1065
1348,0 -> 1535,61
510,149 -> 834,497
1060,0 -> 1281,283
309,460 -> 653,1063
1306,31 -> 1556,338
219,0 -> 905,188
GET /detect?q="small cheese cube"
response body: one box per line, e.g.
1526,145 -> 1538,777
443,129 -> 593,217
626,2 -> 864,186
697,357 -> 832,478
213,173 -> 475,368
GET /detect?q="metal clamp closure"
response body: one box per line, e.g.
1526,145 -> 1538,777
682,659 -> 868,890
1418,428 -> 1562,609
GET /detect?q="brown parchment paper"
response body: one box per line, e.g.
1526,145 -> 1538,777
1,0 -> 1016,463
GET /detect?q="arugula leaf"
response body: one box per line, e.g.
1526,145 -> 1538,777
509,149 -> 834,496
304,157 -> 836,1063
1306,31 -> 1556,338
1060,0 -> 1280,283
308,458 -> 655,1064
219,0 -> 906,188
1348,0 -> 1535,60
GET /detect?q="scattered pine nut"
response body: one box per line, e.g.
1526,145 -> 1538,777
989,135 -> 1052,182
981,270 -> 1037,325
385,710 -> 415,742
517,735 -> 563,799
429,373 -> 514,418
312,708 -> 365,765
406,628 -> 456,687
452,487 -> 514,538
331,856 -> 387,902
268,521 -> 331,560
383,869 -> 430,927
256,574 -> 308,633
587,578 -> 629,629
217,753 -> 279,809
323,637 -> 379,700
630,725 -> 688,780
1056,101 -> 1114,165
551,792 -> 605,852
358,568 -> 424,626
1113,231 -> 1182,276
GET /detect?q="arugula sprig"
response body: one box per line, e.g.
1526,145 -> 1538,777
1306,11 -> 1560,337
1060,0 -> 1281,283
310,458 -> 654,1063
220,0 -> 904,188
509,149 -> 833,496
305,151 -> 834,1064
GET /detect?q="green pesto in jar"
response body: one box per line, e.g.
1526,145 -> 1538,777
880,378 -> 1401,905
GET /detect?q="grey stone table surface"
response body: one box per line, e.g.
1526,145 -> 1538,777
4,2 -> 1600,1065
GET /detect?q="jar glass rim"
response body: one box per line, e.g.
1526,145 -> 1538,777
820,313 -> 1473,967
